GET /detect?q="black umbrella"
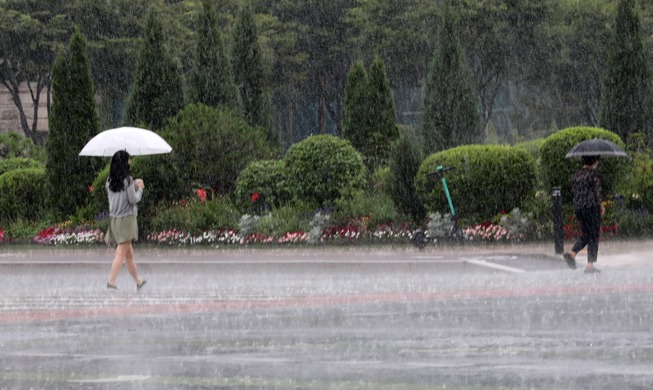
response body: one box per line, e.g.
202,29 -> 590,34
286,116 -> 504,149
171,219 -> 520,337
565,138 -> 627,158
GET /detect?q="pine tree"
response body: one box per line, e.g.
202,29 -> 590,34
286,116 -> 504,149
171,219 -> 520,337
125,8 -> 184,131
422,2 -> 480,154
231,3 -> 272,137
367,56 -> 399,167
46,28 -> 103,218
189,0 -> 238,109
599,0 -> 652,144
342,61 -> 370,154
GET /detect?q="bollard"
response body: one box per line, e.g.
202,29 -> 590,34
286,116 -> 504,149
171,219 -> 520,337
552,187 -> 563,254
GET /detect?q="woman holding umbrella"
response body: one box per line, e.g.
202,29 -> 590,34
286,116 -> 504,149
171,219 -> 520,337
563,155 -> 604,274
105,150 -> 147,290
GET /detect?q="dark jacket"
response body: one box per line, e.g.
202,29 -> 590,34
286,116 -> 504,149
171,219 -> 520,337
572,167 -> 601,210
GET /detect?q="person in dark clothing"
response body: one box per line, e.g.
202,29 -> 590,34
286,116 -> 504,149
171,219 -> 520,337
563,155 -> 604,274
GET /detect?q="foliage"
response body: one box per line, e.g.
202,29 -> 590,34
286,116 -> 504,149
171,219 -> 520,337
415,144 -> 537,220
189,0 -> 238,110
124,7 -> 184,131
615,151 -> 653,211
342,61 -> 370,156
234,160 -> 290,212
334,192 -> 400,229
0,157 -> 44,177
600,0 -> 653,144
149,196 -> 240,236
45,28 -> 104,218
0,168 -> 47,222
422,3 -> 481,154
342,57 -> 399,169
539,126 -> 625,204
283,134 -> 366,207
231,2 -> 272,138
389,126 -> 426,222
159,104 -> 277,196
0,133 -> 46,162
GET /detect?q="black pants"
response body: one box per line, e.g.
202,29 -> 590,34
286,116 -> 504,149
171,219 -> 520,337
572,206 -> 601,263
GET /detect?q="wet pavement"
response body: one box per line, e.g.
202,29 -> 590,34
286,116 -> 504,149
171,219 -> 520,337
0,241 -> 651,389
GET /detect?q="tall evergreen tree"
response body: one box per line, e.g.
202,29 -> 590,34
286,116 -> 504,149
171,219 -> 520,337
389,126 -> 425,223
189,0 -> 238,109
231,3 -> 272,137
367,56 -> 399,167
46,28 -> 103,218
342,61 -> 370,155
599,0 -> 652,144
422,2 -> 481,154
125,7 -> 184,131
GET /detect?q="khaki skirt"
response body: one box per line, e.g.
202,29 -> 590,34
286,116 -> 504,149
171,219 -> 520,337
105,215 -> 138,244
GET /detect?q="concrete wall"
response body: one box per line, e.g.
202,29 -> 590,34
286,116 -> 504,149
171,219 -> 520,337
0,83 -> 49,136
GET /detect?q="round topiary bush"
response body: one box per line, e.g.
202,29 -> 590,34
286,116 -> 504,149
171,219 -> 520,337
415,144 -> 536,219
0,167 -> 46,221
283,135 -> 366,207
235,160 -> 290,213
540,127 -> 625,204
0,157 -> 45,176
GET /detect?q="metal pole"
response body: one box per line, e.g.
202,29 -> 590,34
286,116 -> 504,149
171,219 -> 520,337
552,187 -> 563,254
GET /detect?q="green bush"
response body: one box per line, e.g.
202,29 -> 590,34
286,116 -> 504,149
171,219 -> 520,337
149,196 -> 240,235
253,205 -> 313,237
160,104 -> 278,195
389,126 -> 425,222
415,145 -> 536,220
283,135 -> 366,207
0,132 -> 46,162
0,168 -> 47,222
540,127 -> 625,204
615,152 -> 653,211
334,192 -> 400,228
0,157 -> 44,176
234,160 -> 290,213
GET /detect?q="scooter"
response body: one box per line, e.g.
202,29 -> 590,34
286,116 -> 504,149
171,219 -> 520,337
412,166 -> 464,249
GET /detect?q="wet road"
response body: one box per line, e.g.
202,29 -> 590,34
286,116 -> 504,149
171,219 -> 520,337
0,246 -> 652,389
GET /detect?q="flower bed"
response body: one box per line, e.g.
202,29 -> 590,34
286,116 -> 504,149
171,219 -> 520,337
34,226 -> 105,245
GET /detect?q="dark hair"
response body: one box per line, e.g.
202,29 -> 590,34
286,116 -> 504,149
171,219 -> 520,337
581,155 -> 600,166
108,150 -> 131,192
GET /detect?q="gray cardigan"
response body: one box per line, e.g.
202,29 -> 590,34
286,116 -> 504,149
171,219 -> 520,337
106,177 -> 143,218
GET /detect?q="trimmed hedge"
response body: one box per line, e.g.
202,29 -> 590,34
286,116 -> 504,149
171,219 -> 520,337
540,127 -> 625,204
283,135 -> 366,207
0,168 -> 47,222
415,145 -> 536,219
235,160 -> 290,212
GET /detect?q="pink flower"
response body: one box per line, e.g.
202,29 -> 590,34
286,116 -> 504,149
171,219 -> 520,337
196,188 -> 207,202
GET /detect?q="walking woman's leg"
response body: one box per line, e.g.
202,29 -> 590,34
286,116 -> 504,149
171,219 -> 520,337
124,242 -> 143,284
108,242 -> 129,285
586,208 -> 601,267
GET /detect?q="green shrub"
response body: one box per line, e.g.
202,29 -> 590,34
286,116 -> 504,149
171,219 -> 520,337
415,144 -> 536,220
283,135 -> 366,207
235,160 -> 290,213
617,211 -> 653,237
334,192 -> 400,228
160,104 -> 278,195
0,132 -> 46,162
149,196 -> 240,235
253,205 -> 313,237
0,157 -> 44,176
540,127 -> 625,204
389,126 -> 425,222
615,152 -> 653,211
89,163 -> 110,216
0,168 -> 47,222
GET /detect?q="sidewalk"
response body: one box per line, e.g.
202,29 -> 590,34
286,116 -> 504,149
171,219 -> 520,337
0,238 -> 651,269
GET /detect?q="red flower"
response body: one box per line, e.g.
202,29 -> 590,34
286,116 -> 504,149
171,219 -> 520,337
89,185 -> 93,193
195,188 -> 207,202
252,192 -> 260,203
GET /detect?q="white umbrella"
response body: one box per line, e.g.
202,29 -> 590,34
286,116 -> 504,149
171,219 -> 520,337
79,126 -> 172,157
